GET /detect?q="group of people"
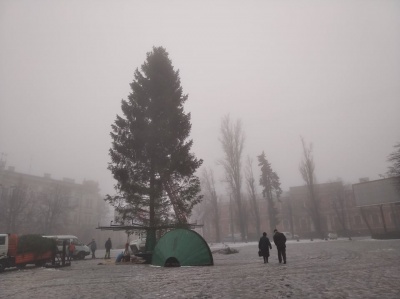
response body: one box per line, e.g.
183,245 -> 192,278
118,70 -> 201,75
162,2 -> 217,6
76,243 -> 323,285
88,238 -> 131,261
258,229 -> 287,264
66,238 -> 130,260
87,237 -> 130,262
87,237 -> 113,259
84,232 -> 285,265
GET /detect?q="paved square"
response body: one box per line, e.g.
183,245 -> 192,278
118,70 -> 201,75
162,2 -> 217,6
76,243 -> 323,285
1,238 -> 399,298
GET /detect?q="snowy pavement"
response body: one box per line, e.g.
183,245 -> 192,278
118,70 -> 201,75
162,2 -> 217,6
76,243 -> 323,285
1,238 -> 400,298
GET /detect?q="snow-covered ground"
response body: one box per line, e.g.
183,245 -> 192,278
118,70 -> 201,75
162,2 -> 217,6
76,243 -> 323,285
1,237 -> 399,298
209,236 -> 364,249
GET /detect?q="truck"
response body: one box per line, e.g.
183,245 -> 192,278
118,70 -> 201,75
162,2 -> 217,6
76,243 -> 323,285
0,233 -> 56,272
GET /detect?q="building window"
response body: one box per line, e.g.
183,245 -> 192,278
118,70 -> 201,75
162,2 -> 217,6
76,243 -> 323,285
390,213 -> 397,224
372,214 -> 380,226
354,215 -> 362,226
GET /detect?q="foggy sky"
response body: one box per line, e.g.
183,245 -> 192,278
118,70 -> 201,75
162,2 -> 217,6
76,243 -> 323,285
1,0 -> 399,196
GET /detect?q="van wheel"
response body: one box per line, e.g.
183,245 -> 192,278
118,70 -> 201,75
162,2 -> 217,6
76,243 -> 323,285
0,262 -> 5,272
77,252 -> 85,260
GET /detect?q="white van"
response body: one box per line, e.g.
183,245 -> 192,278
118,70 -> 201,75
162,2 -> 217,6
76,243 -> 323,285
129,233 -> 147,253
282,232 -> 293,239
43,235 -> 91,260
282,232 -> 300,240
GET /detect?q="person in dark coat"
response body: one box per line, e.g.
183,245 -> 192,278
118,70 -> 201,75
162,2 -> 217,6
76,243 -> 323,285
258,232 -> 273,263
273,229 -> 287,264
87,238 -> 97,259
105,237 -> 112,259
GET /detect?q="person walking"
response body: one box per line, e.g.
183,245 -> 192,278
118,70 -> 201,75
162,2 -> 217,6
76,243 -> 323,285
258,232 -> 272,263
87,238 -> 97,259
273,229 -> 287,264
105,237 -> 112,259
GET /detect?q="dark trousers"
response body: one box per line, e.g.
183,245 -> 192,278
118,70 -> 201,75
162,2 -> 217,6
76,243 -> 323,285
277,247 -> 286,263
91,250 -> 96,259
105,249 -> 111,259
263,255 -> 269,263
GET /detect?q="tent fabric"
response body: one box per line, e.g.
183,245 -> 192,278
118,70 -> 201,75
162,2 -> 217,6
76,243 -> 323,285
151,229 -> 213,267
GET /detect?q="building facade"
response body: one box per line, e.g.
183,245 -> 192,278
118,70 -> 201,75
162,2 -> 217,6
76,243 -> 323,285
0,164 -> 126,248
197,181 -> 400,242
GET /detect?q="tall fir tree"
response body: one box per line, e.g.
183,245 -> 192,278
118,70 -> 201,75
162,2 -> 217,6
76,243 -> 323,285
258,151 -> 282,231
106,47 -> 203,249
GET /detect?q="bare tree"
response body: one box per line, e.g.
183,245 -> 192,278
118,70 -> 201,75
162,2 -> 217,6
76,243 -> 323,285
0,182 -> 31,233
245,156 -> 261,238
201,168 -> 221,242
37,184 -> 72,234
219,115 -> 246,241
299,137 -> 323,239
191,199 -> 208,237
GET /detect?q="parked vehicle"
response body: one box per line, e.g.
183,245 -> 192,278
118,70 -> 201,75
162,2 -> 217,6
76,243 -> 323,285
0,234 -> 55,272
43,235 -> 90,260
328,233 -> 338,240
282,232 -> 300,240
282,232 -> 293,239
129,233 -> 146,253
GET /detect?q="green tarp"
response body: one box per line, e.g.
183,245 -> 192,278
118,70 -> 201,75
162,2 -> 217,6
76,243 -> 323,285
151,229 -> 213,267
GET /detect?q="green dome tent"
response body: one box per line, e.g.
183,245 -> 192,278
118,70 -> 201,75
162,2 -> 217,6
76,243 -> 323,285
151,228 -> 213,267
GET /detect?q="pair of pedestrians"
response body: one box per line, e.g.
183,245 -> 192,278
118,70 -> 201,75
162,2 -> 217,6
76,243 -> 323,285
258,229 -> 287,264
87,238 -> 112,259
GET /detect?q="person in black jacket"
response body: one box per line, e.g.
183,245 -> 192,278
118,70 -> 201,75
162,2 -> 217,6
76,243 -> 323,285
273,229 -> 287,264
258,232 -> 272,263
105,237 -> 112,259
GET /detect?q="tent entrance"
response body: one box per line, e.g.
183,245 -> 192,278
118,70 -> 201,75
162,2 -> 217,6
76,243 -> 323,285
164,257 -> 180,267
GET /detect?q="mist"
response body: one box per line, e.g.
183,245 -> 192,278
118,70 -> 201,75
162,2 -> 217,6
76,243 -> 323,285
1,0 -> 399,196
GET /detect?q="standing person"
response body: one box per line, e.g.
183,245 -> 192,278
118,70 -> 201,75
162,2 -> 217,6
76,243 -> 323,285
68,241 -> 76,261
258,232 -> 273,263
105,237 -> 112,259
273,229 -> 287,264
87,238 -> 97,259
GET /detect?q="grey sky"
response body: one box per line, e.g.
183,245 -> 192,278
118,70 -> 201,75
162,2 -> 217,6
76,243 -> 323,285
1,0 -> 399,196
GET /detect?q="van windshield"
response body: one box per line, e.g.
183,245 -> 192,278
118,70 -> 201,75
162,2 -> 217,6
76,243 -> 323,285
73,239 -> 84,246
52,237 -> 84,246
